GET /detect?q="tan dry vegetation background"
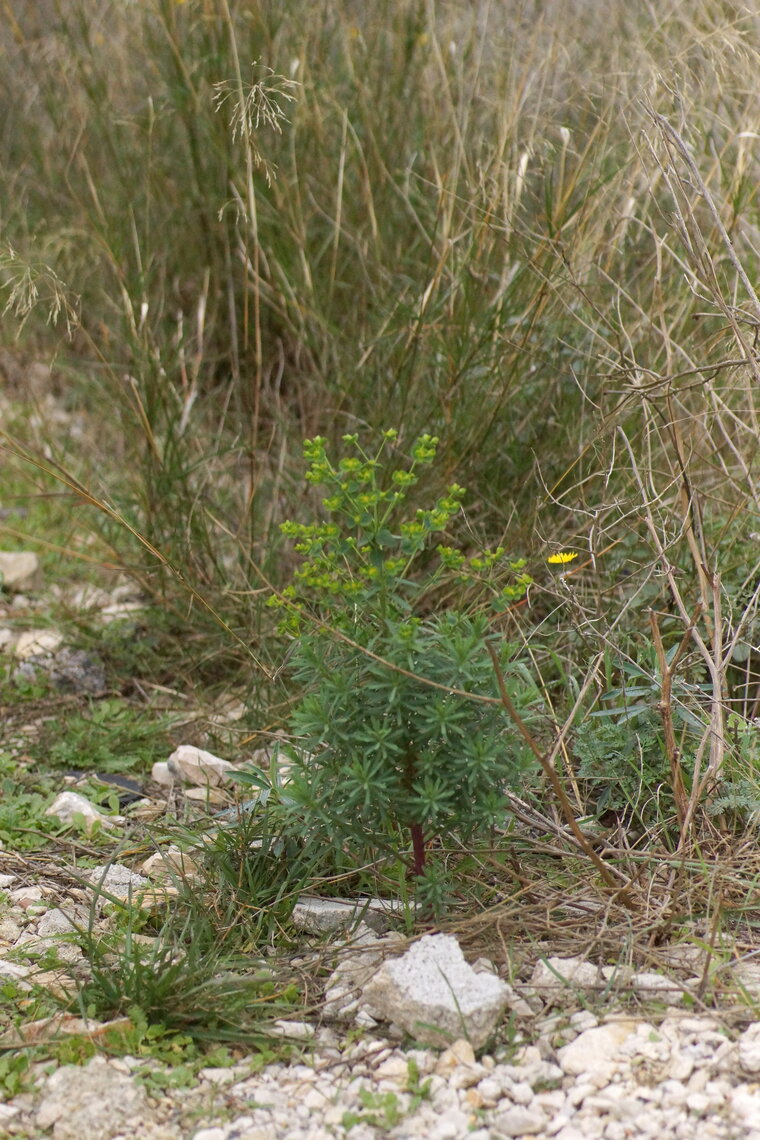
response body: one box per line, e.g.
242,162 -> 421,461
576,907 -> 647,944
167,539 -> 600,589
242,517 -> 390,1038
5,1 -> 760,926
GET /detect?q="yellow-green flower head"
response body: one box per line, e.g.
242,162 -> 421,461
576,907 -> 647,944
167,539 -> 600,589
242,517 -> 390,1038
547,551 -> 578,565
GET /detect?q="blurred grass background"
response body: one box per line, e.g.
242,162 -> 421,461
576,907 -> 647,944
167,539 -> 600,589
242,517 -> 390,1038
3,0 -> 760,757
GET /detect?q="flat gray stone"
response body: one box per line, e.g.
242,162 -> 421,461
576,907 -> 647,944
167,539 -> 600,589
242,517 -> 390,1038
292,895 -> 411,934
47,648 -> 106,694
36,906 -> 87,937
631,971 -> 686,1002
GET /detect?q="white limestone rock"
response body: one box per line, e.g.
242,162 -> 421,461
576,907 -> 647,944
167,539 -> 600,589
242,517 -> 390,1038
151,761 -> 174,786
738,1022 -> 760,1074
8,884 -> 45,908
167,744 -> 238,786
15,628 -> 64,658
557,1020 -> 645,1076
45,792 -> 123,834
360,933 -> 509,1049
435,1038 -> 484,1089
267,1020 -> 316,1041
530,956 -> 601,1005
436,1038 -> 477,1074
728,960 -> 760,996
491,1104 -> 548,1136
86,863 -> 150,904
502,981 -> 537,1019
323,925 -> 404,1021
0,914 -> 22,941
0,550 -> 41,592
731,1085 -> 760,1126
141,846 -> 201,880
99,600 -> 145,624
374,1054 -> 411,1082
0,960 -> 32,989
630,971 -> 686,1002
570,1009 -> 599,1033
183,785 -> 228,806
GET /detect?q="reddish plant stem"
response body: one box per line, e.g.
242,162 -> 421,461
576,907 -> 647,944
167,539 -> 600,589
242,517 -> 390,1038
410,821 -> 427,878
403,745 -> 427,878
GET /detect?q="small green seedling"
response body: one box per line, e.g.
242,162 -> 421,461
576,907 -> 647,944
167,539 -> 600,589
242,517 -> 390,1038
270,431 -> 538,913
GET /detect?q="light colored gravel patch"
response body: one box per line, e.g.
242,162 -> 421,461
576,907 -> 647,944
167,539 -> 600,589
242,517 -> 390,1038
5,1014 -> 760,1140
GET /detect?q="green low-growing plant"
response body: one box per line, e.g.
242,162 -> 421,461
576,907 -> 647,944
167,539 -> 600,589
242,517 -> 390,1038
196,807 -> 336,946
702,713 -> 760,827
573,713 -> 676,825
269,431 -> 538,912
0,754 -> 65,851
342,1087 -> 406,1132
67,899 -> 300,1047
42,698 -> 174,775
0,1049 -> 34,1098
572,647 -> 712,830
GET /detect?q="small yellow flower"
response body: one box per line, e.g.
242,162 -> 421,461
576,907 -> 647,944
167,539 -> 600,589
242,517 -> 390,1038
547,551 -> 578,565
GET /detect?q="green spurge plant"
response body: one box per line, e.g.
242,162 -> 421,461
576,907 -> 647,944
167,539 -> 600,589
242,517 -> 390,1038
270,431 -> 536,911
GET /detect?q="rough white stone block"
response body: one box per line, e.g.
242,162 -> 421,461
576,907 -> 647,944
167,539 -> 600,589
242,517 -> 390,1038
0,551 -> 41,592
361,932 -> 508,1049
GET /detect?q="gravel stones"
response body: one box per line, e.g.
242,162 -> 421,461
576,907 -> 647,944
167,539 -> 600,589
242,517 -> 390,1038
6,1005 -> 760,1140
35,1055 -> 148,1140
558,1020 -> 644,1076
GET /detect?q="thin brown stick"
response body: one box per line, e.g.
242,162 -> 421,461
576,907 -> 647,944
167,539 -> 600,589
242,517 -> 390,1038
649,608 -> 690,830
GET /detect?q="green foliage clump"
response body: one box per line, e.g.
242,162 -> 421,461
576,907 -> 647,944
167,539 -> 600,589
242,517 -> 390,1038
270,432 -> 538,910
705,714 -> 760,826
0,753 -> 62,851
573,713 -> 677,824
43,698 -> 172,775
573,649 -> 710,829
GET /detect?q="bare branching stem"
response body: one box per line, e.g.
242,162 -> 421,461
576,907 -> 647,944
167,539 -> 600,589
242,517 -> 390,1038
649,607 -> 691,830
